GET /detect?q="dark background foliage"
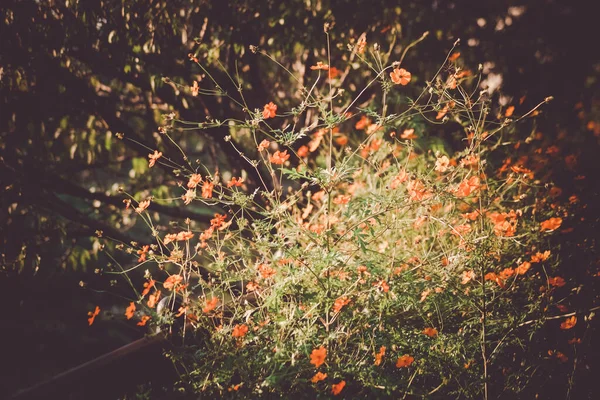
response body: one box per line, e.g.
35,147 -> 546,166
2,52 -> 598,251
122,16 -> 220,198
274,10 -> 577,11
1,0 -> 598,398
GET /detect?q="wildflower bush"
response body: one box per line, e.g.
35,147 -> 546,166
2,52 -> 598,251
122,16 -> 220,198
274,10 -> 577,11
102,29 -> 579,398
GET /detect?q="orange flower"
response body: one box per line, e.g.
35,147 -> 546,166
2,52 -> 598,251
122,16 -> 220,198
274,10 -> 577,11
560,316 -> 577,330
400,128 -> 417,140
310,61 -> 329,70
540,217 -> 562,232
422,327 -> 438,337
135,200 -> 151,214
147,290 -> 161,308
548,276 -> 566,288
263,102 -> 277,119
232,323 -> 249,338
297,145 -> 309,157
257,139 -> 270,151
228,384 -> 242,392
177,231 -> 194,241
334,133 -> 348,146
462,209 -> 483,221
407,179 -> 432,201
87,306 -> 100,326
355,115 -> 371,130
257,263 -> 276,279
187,173 -> 202,189
200,227 -> 214,241
310,346 -> 327,368
182,189 -> 195,205
333,296 -> 351,313
515,261 -> 531,275
202,297 -> 219,313
211,213 -> 227,228
163,274 -> 183,290
333,195 -> 351,205
374,280 -> 390,293
448,52 -> 461,62
436,105 -> 449,120
390,68 -> 411,85
137,245 -> 149,262
141,279 -> 155,297
531,250 -> 551,263
269,150 -> 290,165
164,231 -> 194,245
396,354 -> 415,368
374,346 -> 386,366
461,270 -> 475,284
125,302 -> 136,320
455,176 -> 480,197
505,105 -> 515,117
499,267 -> 515,280
201,181 -> 214,199
227,177 -> 244,188
485,272 -> 505,288
148,150 -> 162,168
331,380 -> 346,396
137,315 -> 151,326
311,372 -> 327,383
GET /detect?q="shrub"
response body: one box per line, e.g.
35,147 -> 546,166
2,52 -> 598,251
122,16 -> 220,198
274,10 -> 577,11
104,30 -> 573,398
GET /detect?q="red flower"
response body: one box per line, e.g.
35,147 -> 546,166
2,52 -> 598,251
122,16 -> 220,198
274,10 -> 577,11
328,66 -> 341,79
